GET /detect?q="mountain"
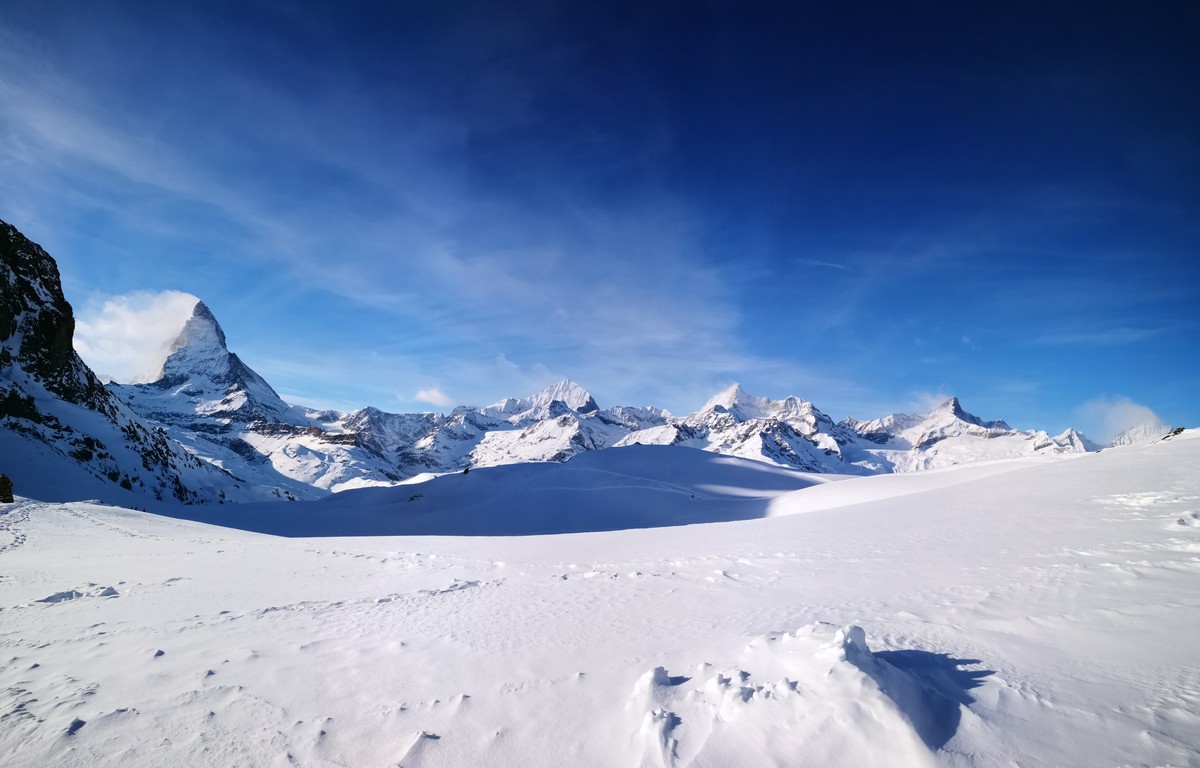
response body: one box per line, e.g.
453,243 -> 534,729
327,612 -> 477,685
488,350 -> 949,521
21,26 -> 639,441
108,306 -> 1100,495
1110,419 -> 1173,447
0,218 -> 1108,503
0,219 -> 235,504
613,384 -> 850,472
616,386 -> 1092,475
840,396 -> 1095,472
109,299 -> 403,496
113,299 -> 294,428
326,381 -> 640,474
482,379 -> 600,424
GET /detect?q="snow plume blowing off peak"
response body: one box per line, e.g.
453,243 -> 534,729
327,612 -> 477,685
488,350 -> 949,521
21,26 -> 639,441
74,290 -> 203,383
1076,395 -> 1173,446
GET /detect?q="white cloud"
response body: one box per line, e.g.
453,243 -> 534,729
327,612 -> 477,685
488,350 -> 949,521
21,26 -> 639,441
74,290 -> 200,382
1074,396 -> 1167,443
414,387 -> 455,408
1031,328 -> 1162,346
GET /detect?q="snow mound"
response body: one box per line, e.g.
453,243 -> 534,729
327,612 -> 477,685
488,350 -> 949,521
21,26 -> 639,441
628,623 -> 945,767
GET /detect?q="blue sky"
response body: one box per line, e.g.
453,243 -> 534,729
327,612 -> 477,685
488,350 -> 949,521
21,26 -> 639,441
1,1 -> 1197,439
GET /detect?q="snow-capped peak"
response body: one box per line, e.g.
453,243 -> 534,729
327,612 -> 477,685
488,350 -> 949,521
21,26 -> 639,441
116,298 -> 292,426
157,299 -> 228,382
922,396 -> 1010,430
530,379 -> 599,413
699,384 -> 821,425
1110,419 -> 1173,447
702,383 -> 754,413
483,379 -> 599,423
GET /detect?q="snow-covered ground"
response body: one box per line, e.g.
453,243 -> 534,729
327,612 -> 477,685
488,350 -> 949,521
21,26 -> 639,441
1,434 -> 1198,767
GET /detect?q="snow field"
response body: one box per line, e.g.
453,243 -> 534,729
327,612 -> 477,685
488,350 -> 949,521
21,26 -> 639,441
0,432 -> 1198,766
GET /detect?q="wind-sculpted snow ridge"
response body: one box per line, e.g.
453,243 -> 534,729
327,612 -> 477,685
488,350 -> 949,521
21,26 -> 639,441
628,623 -> 956,767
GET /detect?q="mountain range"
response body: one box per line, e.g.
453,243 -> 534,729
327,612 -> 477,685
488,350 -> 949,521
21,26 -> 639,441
0,219 -> 1171,505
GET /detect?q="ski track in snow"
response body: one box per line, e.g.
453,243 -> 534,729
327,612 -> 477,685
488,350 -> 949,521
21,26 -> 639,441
1,436 -> 1199,766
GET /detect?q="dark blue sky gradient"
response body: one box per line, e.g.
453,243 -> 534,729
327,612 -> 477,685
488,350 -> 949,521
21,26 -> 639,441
1,1 -> 1197,437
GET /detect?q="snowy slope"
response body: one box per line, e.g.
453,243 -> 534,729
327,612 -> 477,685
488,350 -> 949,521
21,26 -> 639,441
1,431 -> 1198,766
109,300 -> 403,496
482,379 -> 600,424
840,396 -> 1094,472
1110,418 -> 1173,446
155,445 -> 830,536
0,219 -> 241,504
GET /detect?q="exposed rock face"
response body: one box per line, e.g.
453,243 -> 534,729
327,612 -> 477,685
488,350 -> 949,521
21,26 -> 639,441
0,219 -> 229,504
1,221 -> 112,414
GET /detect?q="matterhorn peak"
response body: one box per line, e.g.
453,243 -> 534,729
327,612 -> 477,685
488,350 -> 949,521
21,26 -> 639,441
130,297 -> 290,424
157,299 -> 231,383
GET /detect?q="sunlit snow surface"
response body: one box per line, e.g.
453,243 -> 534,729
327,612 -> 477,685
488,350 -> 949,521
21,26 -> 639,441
1,434 -> 1199,766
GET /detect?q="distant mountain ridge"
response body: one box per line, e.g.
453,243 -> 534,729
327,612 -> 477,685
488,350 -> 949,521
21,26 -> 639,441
0,218 -> 1174,504
105,291 -> 1106,491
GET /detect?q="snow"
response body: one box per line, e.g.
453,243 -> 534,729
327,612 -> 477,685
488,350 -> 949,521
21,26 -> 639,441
2,432 -> 1199,766
481,379 -> 600,424
1110,418 -> 1173,446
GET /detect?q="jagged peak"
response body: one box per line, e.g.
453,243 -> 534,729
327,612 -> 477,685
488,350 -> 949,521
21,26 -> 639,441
534,379 -> 599,412
700,384 -> 820,424
484,379 -> 599,418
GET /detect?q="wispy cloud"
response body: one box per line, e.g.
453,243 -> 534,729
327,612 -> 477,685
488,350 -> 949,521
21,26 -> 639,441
1073,395 -> 1167,443
1030,328 -> 1163,346
794,258 -> 849,270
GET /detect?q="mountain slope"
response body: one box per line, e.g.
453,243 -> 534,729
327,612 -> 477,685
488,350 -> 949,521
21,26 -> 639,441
0,219 -> 233,504
841,396 -> 1092,472
0,219 -> 1114,502
109,300 -> 402,496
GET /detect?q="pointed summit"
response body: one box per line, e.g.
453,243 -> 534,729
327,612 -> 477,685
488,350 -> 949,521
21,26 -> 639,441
924,396 -> 1007,429
702,383 -> 752,413
536,379 -> 599,414
126,298 -> 290,425
158,300 -> 231,383
481,380 -> 600,424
